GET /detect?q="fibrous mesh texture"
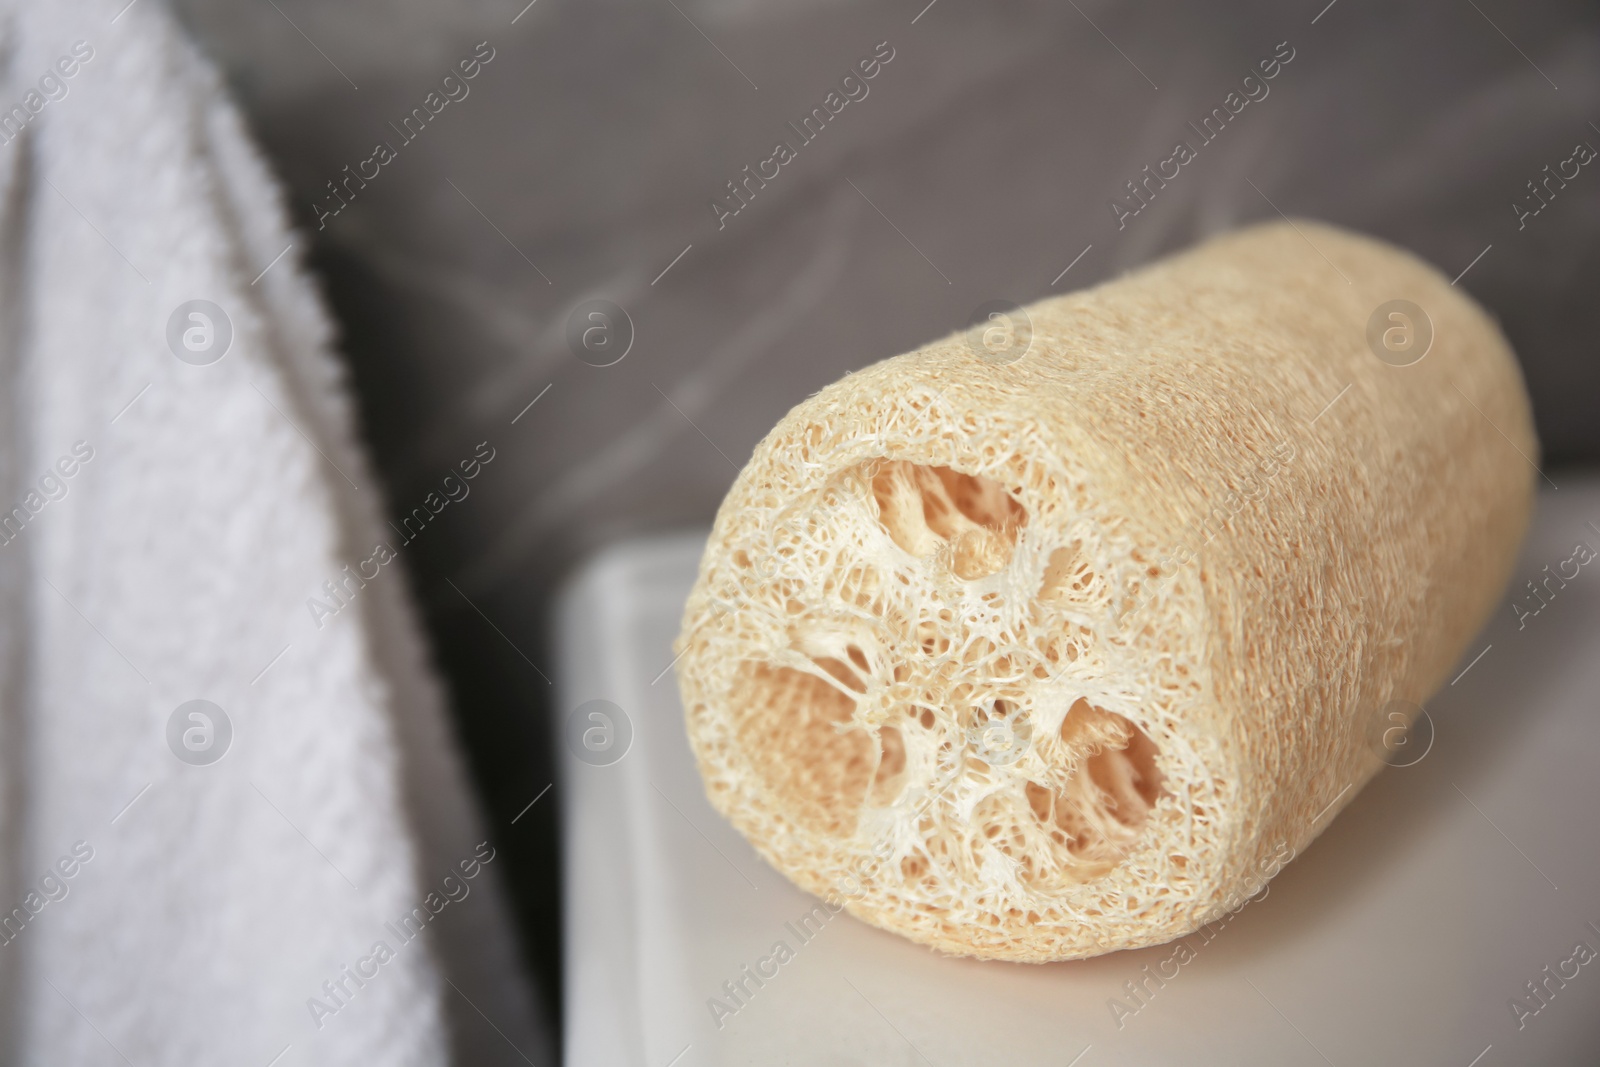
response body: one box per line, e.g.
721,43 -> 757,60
675,221 -> 1536,961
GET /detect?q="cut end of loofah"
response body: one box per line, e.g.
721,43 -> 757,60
682,438 -> 1228,960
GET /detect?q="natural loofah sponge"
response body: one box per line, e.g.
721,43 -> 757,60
673,220 -> 1536,961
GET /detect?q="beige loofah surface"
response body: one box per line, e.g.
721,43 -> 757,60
673,220 -> 1536,962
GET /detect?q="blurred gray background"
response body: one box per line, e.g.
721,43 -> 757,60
170,0 -> 1600,1051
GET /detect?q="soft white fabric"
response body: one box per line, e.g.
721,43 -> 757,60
0,2 -> 542,1064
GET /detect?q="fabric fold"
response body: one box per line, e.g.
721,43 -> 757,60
0,1 -> 543,1063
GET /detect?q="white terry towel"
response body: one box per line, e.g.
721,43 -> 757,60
0,1 -> 544,1064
